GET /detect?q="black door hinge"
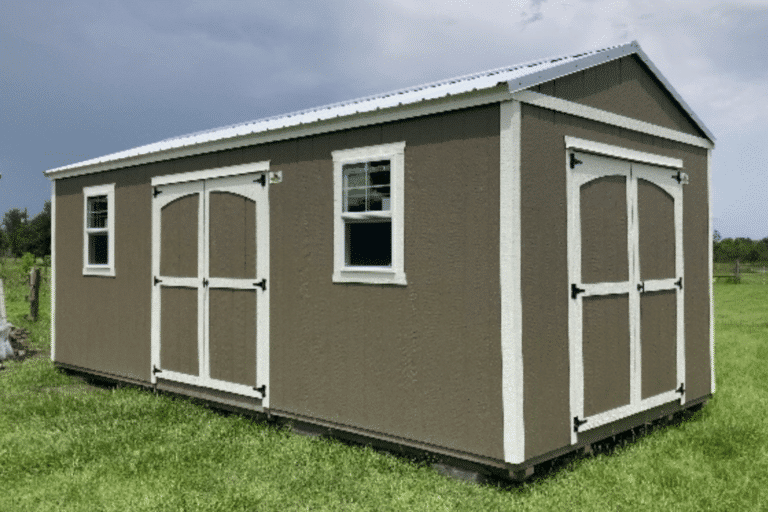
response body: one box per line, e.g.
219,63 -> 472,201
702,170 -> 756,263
571,283 -> 585,299
202,278 -> 209,287
254,174 -> 266,187
153,187 -> 162,197
254,384 -> 266,398
675,277 -> 683,290
676,382 -> 685,395
254,278 -> 267,291
573,416 -> 588,433
154,276 -> 162,286
637,282 -> 645,293
570,153 -> 583,169
153,365 -> 162,375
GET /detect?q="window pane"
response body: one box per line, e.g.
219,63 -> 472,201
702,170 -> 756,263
369,186 -> 390,211
369,160 -> 390,173
346,188 -> 366,212
343,165 -> 367,187
369,168 -> 390,186
88,196 -> 108,228
346,221 -> 391,266
89,232 -> 109,265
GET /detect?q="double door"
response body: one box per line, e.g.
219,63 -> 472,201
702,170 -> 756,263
150,173 -> 269,402
568,148 -> 685,442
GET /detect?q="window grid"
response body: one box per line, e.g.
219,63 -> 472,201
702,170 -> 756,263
342,161 -> 391,214
83,184 -> 115,276
332,141 -> 406,285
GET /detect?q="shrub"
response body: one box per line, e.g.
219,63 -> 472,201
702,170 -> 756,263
20,252 -> 35,277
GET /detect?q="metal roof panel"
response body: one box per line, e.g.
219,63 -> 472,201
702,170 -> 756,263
45,41 -> 713,178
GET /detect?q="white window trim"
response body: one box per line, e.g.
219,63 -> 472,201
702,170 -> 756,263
83,183 -> 115,277
332,141 -> 406,285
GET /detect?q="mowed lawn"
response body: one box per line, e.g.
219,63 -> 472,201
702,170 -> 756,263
1,260 -> 767,511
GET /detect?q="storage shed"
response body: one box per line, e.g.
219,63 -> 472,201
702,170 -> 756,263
45,41 -> 715,479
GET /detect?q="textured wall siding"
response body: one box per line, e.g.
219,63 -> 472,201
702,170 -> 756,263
534,55 -> 705,138
520,103 -> 710,460
54,104 -> 505,462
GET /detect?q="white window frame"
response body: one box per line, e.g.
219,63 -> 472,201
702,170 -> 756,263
332,141 -> 406,285
82,183 -> 115,276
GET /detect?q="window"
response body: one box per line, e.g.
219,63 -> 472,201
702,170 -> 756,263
83,184 -> 115,276
332,142 -> 406,285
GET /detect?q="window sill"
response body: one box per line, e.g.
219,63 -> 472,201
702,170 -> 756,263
333,267 -> 406,286
83,266 -> 116,277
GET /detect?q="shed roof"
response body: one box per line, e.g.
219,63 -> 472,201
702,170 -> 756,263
45,40 -> 713,179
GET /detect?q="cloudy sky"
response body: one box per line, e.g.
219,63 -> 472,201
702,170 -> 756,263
1,0 -> 766,238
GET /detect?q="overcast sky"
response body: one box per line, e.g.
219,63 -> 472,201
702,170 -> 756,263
1,0 -> 766,238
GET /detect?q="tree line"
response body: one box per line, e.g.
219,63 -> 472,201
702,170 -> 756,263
713,231 -> 768,264
0,203 -> 51,259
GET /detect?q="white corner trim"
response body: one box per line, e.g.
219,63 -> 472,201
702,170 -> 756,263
565,137 -> 684,169
50,180 -> 56,361
332,141 -> 407,286
500,100 -> 525,464
82,183 -> 116,277
151,161 -> 271,186
513,90 -> 714,150
708,149 -> 715,394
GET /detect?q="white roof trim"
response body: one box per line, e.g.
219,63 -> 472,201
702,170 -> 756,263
45,41 -> 713,180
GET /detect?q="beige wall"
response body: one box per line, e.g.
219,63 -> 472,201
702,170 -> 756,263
54,105 -> 506,462
520,104 -> 710,459
533,55 -> 705,138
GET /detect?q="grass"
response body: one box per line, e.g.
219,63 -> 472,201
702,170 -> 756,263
1,258 -> 767,510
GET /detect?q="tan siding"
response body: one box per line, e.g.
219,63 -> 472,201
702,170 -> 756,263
160,194 -> 199,278
641,290 -> 677,398
535,56 -> 704,138
520,103 -> 711,459
520,105 -> 572,459
261,106 -> 504,460
55,165 -> 156,382
54,105 -> 505,462
208,192 -> 257,279
209,289 -> 257,385
638,179 -> 676,280
160,287 -> 199,375
580,176 -> 629,284
582,294 -> 631,417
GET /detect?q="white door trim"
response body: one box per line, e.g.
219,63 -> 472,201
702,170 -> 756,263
567,142 -> 685,444
151,163 -> 270,406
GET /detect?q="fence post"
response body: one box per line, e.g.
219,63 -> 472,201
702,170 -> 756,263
28,266 -> 40,322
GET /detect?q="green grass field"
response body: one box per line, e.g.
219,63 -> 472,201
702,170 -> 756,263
0,259 -> 766,511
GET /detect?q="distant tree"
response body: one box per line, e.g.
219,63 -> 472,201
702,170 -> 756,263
24,201 -> 51,258
713,230 -> 722,243
1,208 -> 29,257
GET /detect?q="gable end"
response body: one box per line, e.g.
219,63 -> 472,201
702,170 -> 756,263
533,55 -> 705,138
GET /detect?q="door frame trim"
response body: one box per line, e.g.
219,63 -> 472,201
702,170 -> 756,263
150,161 -> 270,407
565,137 -> 683,169
566,140 -> 685,444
